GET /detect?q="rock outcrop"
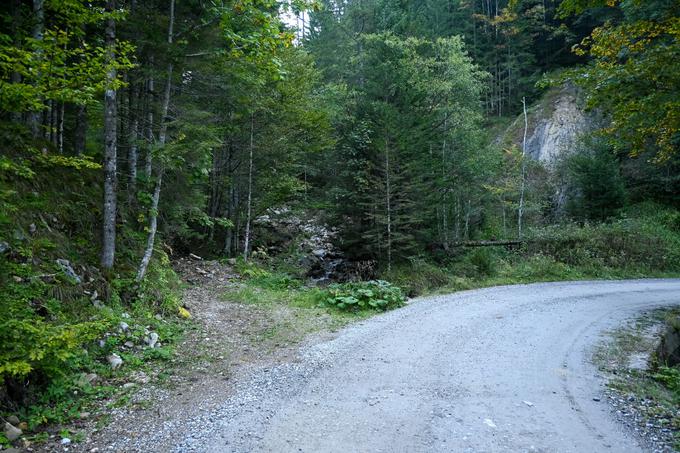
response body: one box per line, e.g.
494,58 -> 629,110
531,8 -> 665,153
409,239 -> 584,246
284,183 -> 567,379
500,84 -> 598,167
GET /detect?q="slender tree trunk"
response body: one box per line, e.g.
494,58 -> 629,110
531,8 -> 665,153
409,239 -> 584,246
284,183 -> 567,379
455,194 -> 460,240
464,199 -> 471,239
101,0 -> 118,270
74,104 -> 87,155
518,96 -> 528,239
128,116 -> 139,199
127,82 -> 140,197
10,0 -> 22,124
136,0 -> 174,282
243,113 -> 254,261
145,69 -> 155,178
28,0 -> 44,137
49,100 -> 56,145
385,138 -> 392,272
57,102 -> 64,153
223,184 -> 235,255
136,168 -> 164,282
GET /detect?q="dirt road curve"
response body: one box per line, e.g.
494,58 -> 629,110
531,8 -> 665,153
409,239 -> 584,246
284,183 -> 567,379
201,280 -> 680,453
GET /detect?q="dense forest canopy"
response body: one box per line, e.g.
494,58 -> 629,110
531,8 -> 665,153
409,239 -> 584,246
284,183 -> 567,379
1,0 -> 677,270
1,0 -> 679,434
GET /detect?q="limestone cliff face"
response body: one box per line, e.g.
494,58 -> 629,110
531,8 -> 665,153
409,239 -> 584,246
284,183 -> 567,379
497,85 -> 602,215
500,85 -> 597,167
525,87 -> 592,165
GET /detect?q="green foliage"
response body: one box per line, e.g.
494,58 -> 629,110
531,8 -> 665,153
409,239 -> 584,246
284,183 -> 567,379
382,258 -> 452,297
652,366 -> 680,394
526,207 -> 680,271
323,280 -> 405,311
565,139 -> 626,221
559,0 -> 680,161
0,1 -> 134,113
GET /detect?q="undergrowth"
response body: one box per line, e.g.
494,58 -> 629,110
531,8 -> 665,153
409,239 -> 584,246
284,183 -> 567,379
0,142 -> 187,445
384,203 -> 680,297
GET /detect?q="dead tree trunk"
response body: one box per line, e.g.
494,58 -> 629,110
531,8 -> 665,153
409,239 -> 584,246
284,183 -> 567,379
243,113 -> 254,261
74,104 -> 87,155
144,65 -> 155,178
136,168 -> 164,282
518,96 -> 528,239
136,0 -> 174,282
128,114 -> 139,200
385,138 -> 392,272
28,0 -> 44,138
101,0 -> 118,270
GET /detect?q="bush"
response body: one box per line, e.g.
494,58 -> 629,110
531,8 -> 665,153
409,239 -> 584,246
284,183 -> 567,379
383,258 -> 451,297
323,280 -> 405,311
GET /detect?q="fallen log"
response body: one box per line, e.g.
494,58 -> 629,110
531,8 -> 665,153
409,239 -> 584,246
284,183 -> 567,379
449,240 -> 526,248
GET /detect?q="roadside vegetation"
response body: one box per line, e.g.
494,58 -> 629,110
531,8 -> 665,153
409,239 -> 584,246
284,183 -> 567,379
594,309 -> 680,450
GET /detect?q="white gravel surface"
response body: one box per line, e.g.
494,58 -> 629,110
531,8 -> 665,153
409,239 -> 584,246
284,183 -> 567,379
160,279 -> 680,452
101,279 -> 680,452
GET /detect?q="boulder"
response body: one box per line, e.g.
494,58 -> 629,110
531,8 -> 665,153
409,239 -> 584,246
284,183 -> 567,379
107,353 -> 123,369
56,258 -> 82,284
144,332 -> 159,348
657,321 -> 680,366
76,372 -> 99,388
6,415 -> 19,426
3,421 -> 22,441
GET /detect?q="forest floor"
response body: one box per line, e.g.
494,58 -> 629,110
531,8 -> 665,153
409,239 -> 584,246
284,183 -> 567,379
31,259 -> 351,453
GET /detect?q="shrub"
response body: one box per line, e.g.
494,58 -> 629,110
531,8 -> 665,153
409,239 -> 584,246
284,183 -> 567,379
323,280 -> 405,311
383,258 -> 451,297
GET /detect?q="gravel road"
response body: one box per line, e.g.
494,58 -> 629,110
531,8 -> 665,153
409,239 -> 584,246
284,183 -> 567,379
185,280 -> 680,453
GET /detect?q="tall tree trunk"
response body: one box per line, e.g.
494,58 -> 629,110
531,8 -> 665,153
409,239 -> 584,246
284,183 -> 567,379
243,114 -> 255,261
385,138 -> 392,272
136,168 -> 164,282
464,199 -> 471,239
28,0 -> 44,137
518,96 -> 528,239
145,68 -> 155,177
10,0 -> 22,124
128,84 -> 139,198
223,184 -> 235,256
136,0 -> 174,282
101,0 -> 118,270
74,104 -> 87,155
57,102 -> 64,153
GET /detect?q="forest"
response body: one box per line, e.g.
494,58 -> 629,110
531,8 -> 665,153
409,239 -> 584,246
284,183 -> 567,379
1,0 -> 679,446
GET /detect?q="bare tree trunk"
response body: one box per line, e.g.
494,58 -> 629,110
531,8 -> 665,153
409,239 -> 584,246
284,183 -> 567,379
136,0 -> 174,282
385,138 -> 392,272
455,194 -> 460,240
28,0 -> 44,137
101,0 -> 118,270
223,184 -> 235,255
136,168 -> 163,282
128,115 -> 139,199
10,0 -> 22,124
74,104 -> 87,155
57,102 -> 64,153
518,96 -> 528,239
145,69 -> 155,177
243,113 -> 254,261
49,100 -> 56,145
464,200 -> 471,239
